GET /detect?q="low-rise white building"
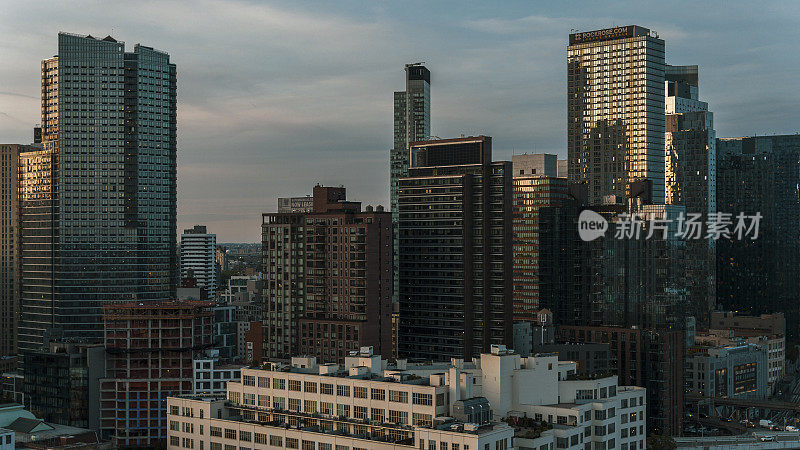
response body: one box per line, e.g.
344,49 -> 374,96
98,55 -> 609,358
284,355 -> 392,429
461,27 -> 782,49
169,345 -> 645,450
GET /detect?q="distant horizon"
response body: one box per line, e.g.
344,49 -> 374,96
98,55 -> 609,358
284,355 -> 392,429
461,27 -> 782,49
2,0 -> 799,241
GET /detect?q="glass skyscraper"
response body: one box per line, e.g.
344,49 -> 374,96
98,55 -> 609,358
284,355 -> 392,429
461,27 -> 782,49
390,63 -> 430,302
664,64 -> 716,324
18,33 -> 177,351
568,26 -> 666,205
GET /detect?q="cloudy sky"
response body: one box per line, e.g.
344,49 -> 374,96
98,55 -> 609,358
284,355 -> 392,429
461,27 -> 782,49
2,1 -> 799,242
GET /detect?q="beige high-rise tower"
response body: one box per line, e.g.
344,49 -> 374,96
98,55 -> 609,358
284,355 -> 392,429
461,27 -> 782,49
568,26 -> 666,204
0,144 -> 36,358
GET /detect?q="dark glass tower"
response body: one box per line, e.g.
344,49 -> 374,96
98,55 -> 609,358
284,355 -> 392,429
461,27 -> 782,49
18,33 -> 177,351
398,136 -> 513,360
716,135 -> 800,336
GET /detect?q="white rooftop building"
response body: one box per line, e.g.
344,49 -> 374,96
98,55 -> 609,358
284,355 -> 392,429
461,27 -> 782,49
168,345 -> 645,450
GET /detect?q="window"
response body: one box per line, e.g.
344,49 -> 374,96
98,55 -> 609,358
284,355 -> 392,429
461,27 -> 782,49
243,375 -> 255,386
354,406 -> 368,419
274,378 -> 286,390
304,382 -> 317,393
337,385 -> 350,397
254,433 -> 267,444
210,426 -> 222,437
170,405 -> 180,415
371,408 -> 385,423
389,390 -> 408,403
335,446 -> 349,450
229,392 -> 241,403
211,444 -> 221,450
270,436 -> 283,446
171,436 -> 180,446
319,444 -> 332,450
337,404 -> 350,417
413,393 -> 433,406
413,412 -> 433,426
321,402 -> 334,415
302,441 -> 315,450
258,395 -> 269,407
321,383 -> 334,395
224,429 -> 237,440
389,410 -> 408,425
304,400 -> 317,413
239,431 -> 251,442
243,393 -> 255,405
354,387 -> 367,399
289,398 -> 301,411
258,377 -> 270,388
286,438 -> 299,449
170,421 -> 179,431
289,380 -> 301,391
273,396 -> 285,410
371,388 -> 385,400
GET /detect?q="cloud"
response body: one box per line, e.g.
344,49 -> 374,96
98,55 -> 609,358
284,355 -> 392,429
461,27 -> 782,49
1,0 -> 799,241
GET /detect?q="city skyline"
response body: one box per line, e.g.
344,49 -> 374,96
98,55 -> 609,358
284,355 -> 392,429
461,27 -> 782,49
2,1 -> 800,241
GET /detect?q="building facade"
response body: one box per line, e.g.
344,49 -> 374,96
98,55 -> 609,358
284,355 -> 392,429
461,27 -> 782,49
22,341 -> 105,430
558,325 -> 683,436
180,225 -> 218,294
99,301 -> 214,447
716,135 -> 800,337
167,345 -> 645,450
512,176 -> 582,323
391,64 -> 431,304
262,186 -> 393,363
664,64 -> 716,325
512,153 -> 558,177
19,33 -> 177,352
0,144 -> 32,358
685,343 -> 768,400
568,26 -> 666,205
192,350 -> 244,397
398,136 -> 513,360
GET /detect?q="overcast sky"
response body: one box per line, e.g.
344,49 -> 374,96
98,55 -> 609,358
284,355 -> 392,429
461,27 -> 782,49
2,1 -> 799,242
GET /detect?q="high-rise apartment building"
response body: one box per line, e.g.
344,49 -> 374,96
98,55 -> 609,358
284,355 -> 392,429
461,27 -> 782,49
716,135 -> 800,335
398,136 -> 513,360
512,176 -> 581,323
568,26 -> 666,205
391,64 -> 431,303
18,33 -> 177,351
0,144 -> 34,357
261,186 -> 392,363
180,225 -> 218,294
100,300 -> 214,446
665,64 -> 716,324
